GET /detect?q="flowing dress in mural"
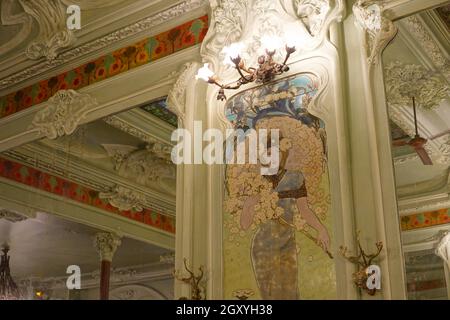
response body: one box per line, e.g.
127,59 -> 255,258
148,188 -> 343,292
224,74 -> 336,300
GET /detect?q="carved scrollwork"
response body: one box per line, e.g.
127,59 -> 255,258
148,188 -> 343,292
99,186 -> 147,212
0,0 -> 206,89
401,15 -> 450,82
352,0 -> 397,65
167,62 -> 200,122
0,0 -> 33,56
202,0 -> 345,73
30,90 -> 97,139
118,147 -> 176,195
20,0 -> 75,61
101,143 -> 176,198
384,61 -> 450,111
281,0 -> 345,36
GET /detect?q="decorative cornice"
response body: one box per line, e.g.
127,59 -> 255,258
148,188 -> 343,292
0,0 -> 207,90
19,261 -> 174,291
99,186 -> 147,212
0,156 -> 176,234
30,89 -> 97,139
0,209 -> 28,222
166,62 -> 199,123
352,0 -> 398,65
94,232 -> 122,262
2,143 -> 176,215
103,113 -> 173,147
399,199 -> 450,216
397,169 -> 449,199
401,14 -> 450,80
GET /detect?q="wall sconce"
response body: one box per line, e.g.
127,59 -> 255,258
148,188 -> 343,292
340,236 -> 383,296
196,36 -> 297,101
174,258 -> 205,300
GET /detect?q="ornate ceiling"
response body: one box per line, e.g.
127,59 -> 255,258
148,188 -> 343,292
2,103 -> 177,216
0,211 -> 173,280
383,4 -> 450,212
0,0 -> 208,92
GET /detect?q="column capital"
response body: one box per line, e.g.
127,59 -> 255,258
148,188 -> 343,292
94,232 -> 122,262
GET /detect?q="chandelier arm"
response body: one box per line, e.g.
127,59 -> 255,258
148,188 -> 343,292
234,65 -> 254,84
282,52 -> 291,67
223,82 -> 244,90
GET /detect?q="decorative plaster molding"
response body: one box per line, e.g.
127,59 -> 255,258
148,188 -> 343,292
103,115 -> 170,146
166,62 -> 199,122
102,143 -> 175,192
0,0 -> 206,89
436,231 -> 450,269
0,209 -> 28,222
384,61 -> 449,111
281,0 -> 345,37
102,144 -> 139,170
93,232 -> 122,262
399,199 -> 450,216
110,284 -> 168,300
19,262 -> 174,291
438,139 -> 450,165
160,252 -> 176,264
116,146 -> 176,195
99,186 -> 147,212
201,0 -> 344,73
21,0 -> 75,61
0,0 -> 33,56
401,15 -> 450,79
30,89 -> 97,139
2,143 -> 176,215
385,61 -> 450,165
352,0 -> 398,65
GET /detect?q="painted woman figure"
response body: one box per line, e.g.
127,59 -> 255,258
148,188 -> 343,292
225,78 -> 331,299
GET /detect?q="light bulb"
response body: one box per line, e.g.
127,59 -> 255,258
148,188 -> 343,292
284,24 -> 308,50
195,63 -> 214,82
222,42 -> 245,66
261,35 -> 283,53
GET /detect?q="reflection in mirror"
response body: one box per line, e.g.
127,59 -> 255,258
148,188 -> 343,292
383,3 -> 450,300
0,97 -> 176,300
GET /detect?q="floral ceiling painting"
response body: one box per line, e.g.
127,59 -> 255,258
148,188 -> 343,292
223,74 -> 336,300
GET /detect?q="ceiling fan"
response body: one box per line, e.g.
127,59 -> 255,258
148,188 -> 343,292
392,97 -> 433,165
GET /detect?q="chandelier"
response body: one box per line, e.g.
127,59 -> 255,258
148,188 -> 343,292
196,36 -> 297,101
0,246 -> 21,300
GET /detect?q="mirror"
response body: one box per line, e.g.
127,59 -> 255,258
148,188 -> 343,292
383,3 -> 450,300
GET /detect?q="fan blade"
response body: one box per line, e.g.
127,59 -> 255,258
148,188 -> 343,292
414,147 -> 433,165
430,129 -> 450,140
392,139 -> 409,147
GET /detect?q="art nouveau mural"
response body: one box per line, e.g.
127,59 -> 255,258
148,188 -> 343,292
223,74 -> 336,299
